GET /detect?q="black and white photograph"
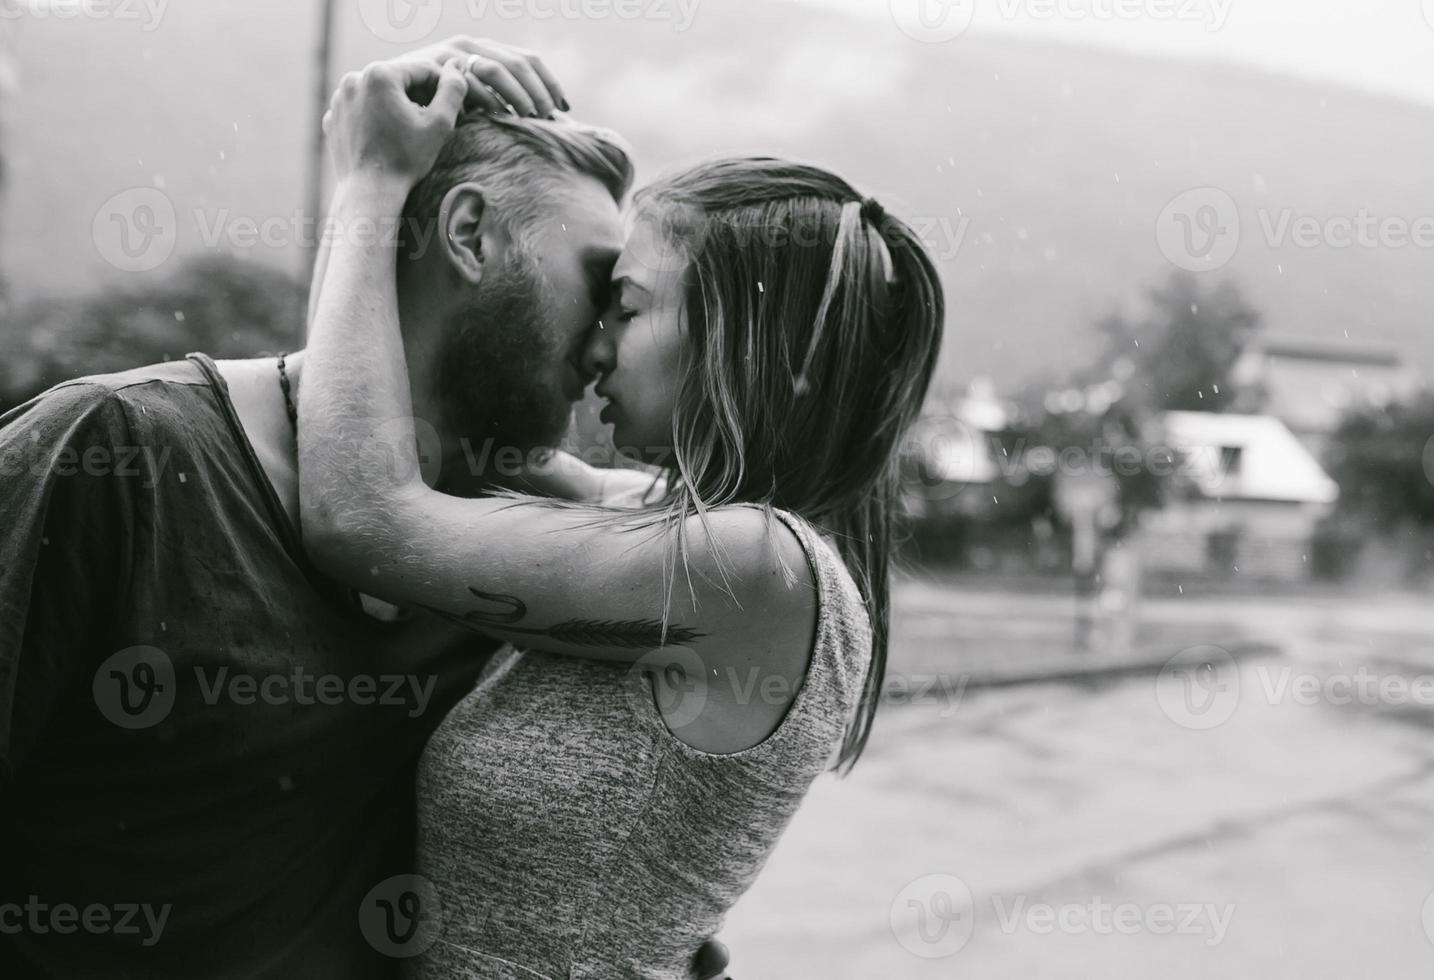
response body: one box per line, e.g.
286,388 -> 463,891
3,1 -> 1434,977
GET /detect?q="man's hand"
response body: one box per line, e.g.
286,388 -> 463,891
390,35 -> 570,118
323,59 -> 467,189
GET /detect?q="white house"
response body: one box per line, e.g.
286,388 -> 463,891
1140,411 -> 1339,580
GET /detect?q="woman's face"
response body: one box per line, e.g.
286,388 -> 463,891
582,217 -> 690,459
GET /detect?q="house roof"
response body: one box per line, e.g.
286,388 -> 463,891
1234,334 -> 1415,435
1160,411 -> 1339,505
1255,333 -> 1404,368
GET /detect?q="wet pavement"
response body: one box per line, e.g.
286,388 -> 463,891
721,586 -> 1434,979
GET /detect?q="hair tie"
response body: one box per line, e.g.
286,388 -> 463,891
860,197 -> 886,225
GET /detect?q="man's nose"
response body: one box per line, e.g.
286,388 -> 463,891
580,318 -> 615,380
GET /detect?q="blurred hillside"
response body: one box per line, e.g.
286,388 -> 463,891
4,0 -> 1433,388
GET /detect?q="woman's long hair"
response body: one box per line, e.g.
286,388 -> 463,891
632,157 -> 945,774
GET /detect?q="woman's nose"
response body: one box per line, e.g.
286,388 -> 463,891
580,318 -> 615,379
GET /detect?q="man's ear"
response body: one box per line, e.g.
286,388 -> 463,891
438,182 -> 506,286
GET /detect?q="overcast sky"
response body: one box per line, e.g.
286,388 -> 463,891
791,0 -> 1434,108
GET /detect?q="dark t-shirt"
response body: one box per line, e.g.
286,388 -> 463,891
0,355 -> 486,979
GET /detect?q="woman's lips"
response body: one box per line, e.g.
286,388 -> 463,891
594,384 -> 618,425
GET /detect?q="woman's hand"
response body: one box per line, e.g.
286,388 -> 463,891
323,58 -> 468,189
502,449 -> 668,508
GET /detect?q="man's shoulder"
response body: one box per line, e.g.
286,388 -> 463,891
42,357 -> 212,404
2,356 -> 227,440
4,354 -> 216,427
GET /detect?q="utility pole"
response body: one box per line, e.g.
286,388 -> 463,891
302,0 -> 337,342
0,0 -> 20,321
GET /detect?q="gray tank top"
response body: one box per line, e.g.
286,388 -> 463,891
405,510 -> 872,979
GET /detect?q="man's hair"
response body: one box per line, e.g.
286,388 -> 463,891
402,113 -> 634,252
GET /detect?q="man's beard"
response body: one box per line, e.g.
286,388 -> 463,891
434,251 -> 573,478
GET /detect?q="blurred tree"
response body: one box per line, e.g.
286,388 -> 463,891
1088,271 -> 1262,413
1324,393 -> 1434,530
0,256 -> 305,412
988,396 -> 1166,537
